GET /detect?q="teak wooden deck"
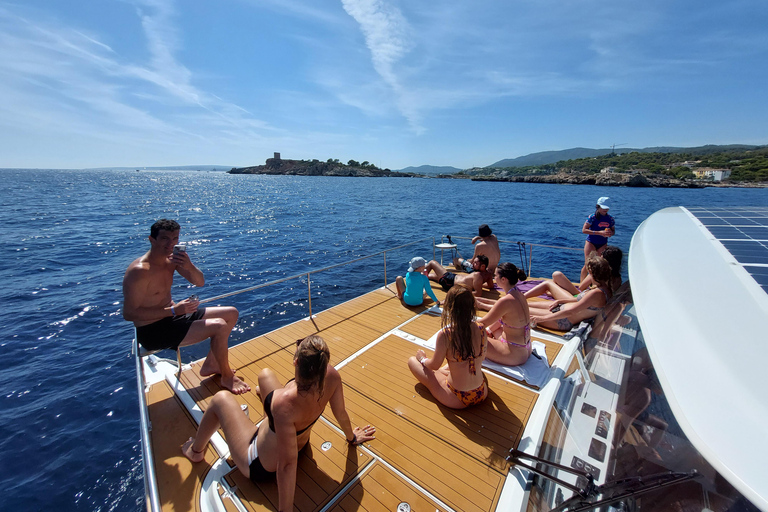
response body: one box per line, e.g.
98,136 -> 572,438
145,281 -> 567,512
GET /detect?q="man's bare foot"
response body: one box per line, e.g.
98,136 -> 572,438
200,359 -> 237,378
199,356 -> 221,377
221,374 -> 251,395
182,437 -> 205,463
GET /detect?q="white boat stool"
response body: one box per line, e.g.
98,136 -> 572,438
434,242 -> 457,265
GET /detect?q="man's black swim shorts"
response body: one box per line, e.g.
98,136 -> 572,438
136,308 -> 206,351
438,272 -> 456,291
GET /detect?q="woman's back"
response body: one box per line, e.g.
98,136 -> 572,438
256,341 -> 340,469
497,289 -> 530,345
444,323 -> 486,391
408,285 -> 489,409
267,371 -> 338,432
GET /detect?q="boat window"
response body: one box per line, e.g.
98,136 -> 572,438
523,282 -> 759,511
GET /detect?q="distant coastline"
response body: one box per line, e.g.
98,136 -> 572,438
228,154 -> 766,188
462,144 -> 768,187
11,145 -> 763,188
449,172 -> 766,188
226,145 -> 768,188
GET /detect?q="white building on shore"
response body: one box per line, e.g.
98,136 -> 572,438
693,168 -> 732,181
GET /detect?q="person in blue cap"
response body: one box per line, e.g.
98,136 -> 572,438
580,197 -> 615,281
395,257 -> 442,307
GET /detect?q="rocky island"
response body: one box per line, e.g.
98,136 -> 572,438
229,153 -> 416,178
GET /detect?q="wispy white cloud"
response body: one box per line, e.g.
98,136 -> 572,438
329,0 -> 626,133
329,0 -> 768,136
339,0 -> 422,132
0,9 -> 168,135
73,30 -> 116,53
242,0 -> 344,26
0,1 -> 280,166
129,0 -> 200,105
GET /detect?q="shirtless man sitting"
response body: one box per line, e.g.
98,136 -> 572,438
123,219 -> 249,394
453,224 -> 500,273
426,255 -> 494,297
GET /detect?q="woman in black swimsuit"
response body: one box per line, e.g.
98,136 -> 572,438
182,335 -> 375,511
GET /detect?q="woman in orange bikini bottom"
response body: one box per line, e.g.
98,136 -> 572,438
447,374 -> 488,406
408,286 -> 489,409
444,324 -> 489,406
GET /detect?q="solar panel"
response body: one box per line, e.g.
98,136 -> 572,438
687,207 -> 768,294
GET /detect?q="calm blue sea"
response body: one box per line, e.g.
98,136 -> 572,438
0,169 -> 765,510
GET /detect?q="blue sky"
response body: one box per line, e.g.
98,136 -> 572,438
1,0 -> 766,170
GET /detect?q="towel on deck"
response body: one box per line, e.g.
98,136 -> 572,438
514,280 -> 544,294
424,331 -> 551,388
562,320 -> 592,340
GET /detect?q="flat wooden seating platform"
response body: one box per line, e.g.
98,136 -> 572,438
533,335 -> 563,364
146,380 -> 218,511
329,335 -> 538,512
535,325 -> 571,337
226,419 -> 374,512
180,335 -> 292,418
152,284 -> 547,512
398,309 -> 442,340
326,462 -> 448,512
179,287 -> 423,416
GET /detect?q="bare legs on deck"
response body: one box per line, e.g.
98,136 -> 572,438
181,306 -> 250,394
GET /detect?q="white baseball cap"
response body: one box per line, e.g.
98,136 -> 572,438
408,256 -> 427,272
597,197 -> 610,209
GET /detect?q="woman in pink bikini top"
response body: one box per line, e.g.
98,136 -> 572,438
479,262 -> 533,366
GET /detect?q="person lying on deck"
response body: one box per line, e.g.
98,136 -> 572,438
408,286 -> 489,409
182,335 -> 376,512
524,246 -> 623,299
395,256 -> 442,307
476,263 -> 532,366
425,255 -> 493,297
527,254 -> 612,331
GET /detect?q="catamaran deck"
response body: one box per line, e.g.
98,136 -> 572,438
143,281 -> 572,512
